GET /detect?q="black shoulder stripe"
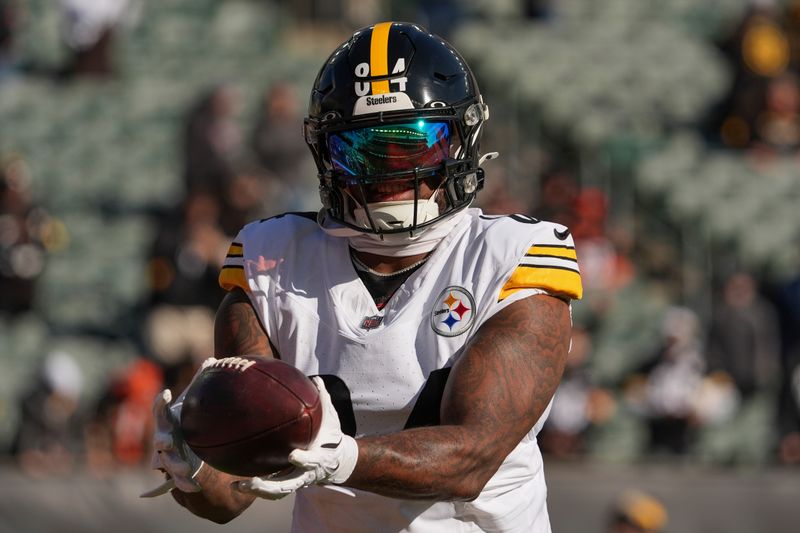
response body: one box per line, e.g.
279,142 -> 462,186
259,211 -> 318,223
525,253 -> 578,262
517,264 -> 580,274
479,213 -> 540,224
531,244 -> 574,250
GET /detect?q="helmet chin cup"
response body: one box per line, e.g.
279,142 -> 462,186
353,198 -> 441,232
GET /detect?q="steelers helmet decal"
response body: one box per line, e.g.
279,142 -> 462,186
351,21 -> 416,115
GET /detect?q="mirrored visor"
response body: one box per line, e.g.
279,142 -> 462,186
328,121 -> 451,178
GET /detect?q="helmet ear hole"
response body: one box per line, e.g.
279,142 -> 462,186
462,173 -> 478,195
453,168 -> 484,199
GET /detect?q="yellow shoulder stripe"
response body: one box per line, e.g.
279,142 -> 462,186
499,264 -> 583,301
219,265 -> 249,293
527,245 -> 577,260
227,243 -> 243,256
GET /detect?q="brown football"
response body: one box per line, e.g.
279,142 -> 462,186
179,356 -> 322,477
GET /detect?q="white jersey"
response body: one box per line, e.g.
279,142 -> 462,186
219,208 -> 582,533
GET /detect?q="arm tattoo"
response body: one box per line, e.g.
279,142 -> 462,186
347,294 -> 571,501
214,288 -> 273,358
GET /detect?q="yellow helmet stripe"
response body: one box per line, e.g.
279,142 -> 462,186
370,22 -> 392,94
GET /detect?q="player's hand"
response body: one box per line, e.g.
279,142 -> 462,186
140,357 -> 217,497
232,377 -> 358,500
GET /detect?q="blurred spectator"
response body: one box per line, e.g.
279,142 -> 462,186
85,357 -> 162,473
219,166 -> 271,234
573,188 -> 635,292
639,307 -> 706,455
777,360 -> 800,463
571,187 -> 610,241
249,82 -> 317,212
10,350 -> 85,477
144,190 -> 225,379
535,171 -> 579,228
696,272 -> 781,464
606,490 -> 668,533
182,83 -> 243,197
285,0 -> 345,24
147,190 -> 229,311
342,0 -> 385,30
752,72 -> 800,153
523,0 -> 555,20
716,0 -> 792,148
476,167 -> 529,215
540,326 -> 616,458
707,272 -> 781,397
143,306 -> 214,370
415,0 -> 462,40
57,0 -> 141,79
250,83 -> 306,176
776,268 -> 800,464
0,0 -> 19,81
786,0 -> 800,69
567,187 -> 636,325
690,370 -> 741,434
0,154 -> 49,314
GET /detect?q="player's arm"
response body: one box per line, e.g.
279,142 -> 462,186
171,288 -> 272,522
347,293 -> 570,500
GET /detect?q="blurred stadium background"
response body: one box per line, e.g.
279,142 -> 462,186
1,0 -> 799,532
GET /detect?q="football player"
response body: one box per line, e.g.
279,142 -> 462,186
145,22 -> 582,532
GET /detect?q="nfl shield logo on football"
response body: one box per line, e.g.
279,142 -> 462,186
430,286 -> 475,337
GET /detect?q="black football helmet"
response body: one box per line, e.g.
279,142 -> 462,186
304,22 -> 493,236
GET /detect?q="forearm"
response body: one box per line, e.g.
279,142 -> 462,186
171,466 -> 255,524
347,425 -> 501,501
346,295 -> 570,502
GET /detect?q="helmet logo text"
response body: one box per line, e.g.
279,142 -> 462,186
354,59 -> 408,96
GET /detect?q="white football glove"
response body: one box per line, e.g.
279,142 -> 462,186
140,357 -> 218,498
232,376 -> 359,500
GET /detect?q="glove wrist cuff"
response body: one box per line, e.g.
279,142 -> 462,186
330,435 -> 358,484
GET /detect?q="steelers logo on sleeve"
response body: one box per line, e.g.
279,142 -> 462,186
430,286 -> 475,337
